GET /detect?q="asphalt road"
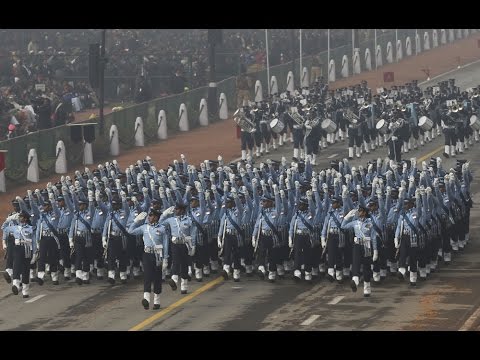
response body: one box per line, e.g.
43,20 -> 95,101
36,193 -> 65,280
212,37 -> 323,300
1,61 -> 480,331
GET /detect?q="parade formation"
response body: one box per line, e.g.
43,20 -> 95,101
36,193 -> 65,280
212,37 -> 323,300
1,76 -> 476,311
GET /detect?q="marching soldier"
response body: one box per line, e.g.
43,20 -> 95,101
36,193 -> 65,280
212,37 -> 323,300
102,197 -> 130,285
2,199 -> 21,284
128,208 -> 169,310
161,202 -> 195,295
5,211 -> 36,298
341,205 -> 378,297
68,194 -> 95,285
35,198 -> 61,286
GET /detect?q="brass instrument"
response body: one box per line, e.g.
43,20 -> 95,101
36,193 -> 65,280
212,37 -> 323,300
233,108 -> 256,133
343,108 -> 360,124
304,117 -> 321,137
289,110 -> 306,126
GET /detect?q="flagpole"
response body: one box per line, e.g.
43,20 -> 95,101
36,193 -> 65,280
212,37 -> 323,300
265,29 -> 271,95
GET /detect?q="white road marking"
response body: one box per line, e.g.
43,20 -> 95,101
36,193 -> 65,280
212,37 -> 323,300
231,286 -> 243,289
328,296 -> 345,305
459,305 -> 480,331
327,153 -> 338,159
25,294 -> 46,303
301,314 -> 320,326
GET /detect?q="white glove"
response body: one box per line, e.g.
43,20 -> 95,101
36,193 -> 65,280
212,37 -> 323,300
2,240 -> 6,250
285,179 -> 291,190
346,209 -> 356,219
251,236 -> 257,249
189,246 -> 196,257
356,184 -> 361,191
306,190 -> 312,199
134,212 -> 148,223
173,159 -> 179,166
280,189 -> 285,198
394,238 -> 400,249
281,156 -> 287,166
322,183 -> 328,191
321,236 -> 326,248
88,190 -> 94,201
368,164 -> 373,172
218,155 -> 223,163
426,187 -> 432,195
372,250 -> 379,262
169,180 -> 177,190
164,206 -> 175,215
288,237 -> 293,248
102,236 -> 107,248
131,196 -> 138,203
186,185 -> 192,193
75,170 -> 81,178
218,236 -> 223,249
69,238 -> 74,249
142,187 -> 148,194
162,258 -> 168,272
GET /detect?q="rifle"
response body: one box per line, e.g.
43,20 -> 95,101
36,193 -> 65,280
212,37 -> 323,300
253,218 -> 262,258
70,219 -> 78,257
395,215 -> 404,260
103,218 -> 112,261
321,215 -> 331,261
218,217 -> 227,258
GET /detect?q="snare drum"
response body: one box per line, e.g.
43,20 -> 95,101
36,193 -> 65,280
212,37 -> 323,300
321,118 -> 337,133
418,116 -> 433,131
470,115 -> 480,131
375,119 -> 388,134
270,118 -> 285,133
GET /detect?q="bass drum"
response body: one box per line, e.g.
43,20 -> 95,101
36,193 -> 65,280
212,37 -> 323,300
375,119 -> 388,134
418,116 -> 433,131
270,118 -> 285,133
470,115 -> 480,131
321,118 -> 337,133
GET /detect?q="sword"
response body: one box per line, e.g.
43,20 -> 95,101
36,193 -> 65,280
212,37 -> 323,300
395,215 -> 404,260
103,218 -> 112,261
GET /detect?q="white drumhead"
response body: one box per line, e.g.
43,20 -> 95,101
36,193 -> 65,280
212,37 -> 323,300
418,116 -> 427,126
376,119 -> 385,129
270,119 -> 278,127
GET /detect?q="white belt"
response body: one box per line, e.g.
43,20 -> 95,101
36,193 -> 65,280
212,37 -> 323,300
57,229 -> 68,235
42,231 -> 53,236
261,230 -> 273,236
226,229 -> 237,235
295,230 -> 310,235
329,228 -> 340,234
110,231 -> 122,236
171,236 -> 185,244
15,239 -> 32,245
76,230 -> 88,236
144,246 -> 155,254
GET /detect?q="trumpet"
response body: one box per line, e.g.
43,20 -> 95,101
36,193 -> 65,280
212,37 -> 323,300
233,109 -> 256,133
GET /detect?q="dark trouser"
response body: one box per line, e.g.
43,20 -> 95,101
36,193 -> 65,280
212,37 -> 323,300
388,138 -> 402,162
306,130 -> 320,155
240,242 -> 254,266
194,243 -> 209,269
386,226 -> 397,264
343,232 -> 354,269
74,237 -> 93,273
127,235 -> 143,268
310,244 -> 323,270
58,233 -> 71,268
372,237 -> 387,273
441,222 -> 452,253
293,128 -> 304,149
411,125 -> 420,140
417,236 -> 427,269
256,235 -> 279,272
352,243 -> 372,282
431,233 -> 441,262
260,123 -> 271,143
38,236 -> 59,273
142,253 -> 162,294
348,127 -> 362,147
444,128 -> 457,146
241,131 -> 254,150
223,234 -> 241,269
326,234 -> 343,271
92,232 -> 105,269
398,235 -> 418,272
171,243 -> 189,279
107,236 -> 128,272
209,239 -> 219,262
5,236 -> 14,269
456,125 -> 465,142
13,245 -> 31,284
362,124 -> 371,143
293,234 -> 313,272
254,128 -> 262,147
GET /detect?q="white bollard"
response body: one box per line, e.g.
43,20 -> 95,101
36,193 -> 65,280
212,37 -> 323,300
301,67 -> 309,88
55,140 -> 67,174
353,50 -> 360,74
219,93 -> 228,120
178,103 -> 189,131
424,32 -> 430,51
386,42 -> 393,63
328,59 -> 335,82
286,71 -> 294,93
432,30 -> 438,48
83,141 -> 93,165
415,33 -> 421,54
109,125 -> 119,157
270,76 -> 278,95
441,29 -> 447,44
396,40 -> 403,61
0,150 -> 7,192
27,148 -> 39,183
406,37 -> 412,56
449,29 -> 455,43
134,117 -> 144,146
158,110 -> 167,140
199,98 -> 208,126
376,45 -> 383,68
254,80 -> 263,102
364,48 -> 372,71
341,55 -> 349,78
456,29 -> 462,39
